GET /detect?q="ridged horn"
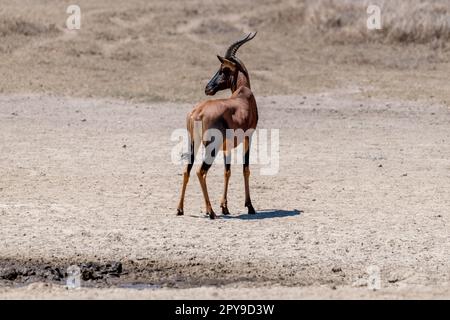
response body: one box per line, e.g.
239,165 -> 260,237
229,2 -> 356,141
224,32 -> 257,59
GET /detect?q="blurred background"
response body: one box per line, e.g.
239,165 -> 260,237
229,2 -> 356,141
0,0 -> 449,103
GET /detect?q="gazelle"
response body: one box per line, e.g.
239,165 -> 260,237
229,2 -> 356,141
176,32 -> 258,219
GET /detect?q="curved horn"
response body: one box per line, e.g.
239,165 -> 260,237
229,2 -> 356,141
224,32 -> 257,59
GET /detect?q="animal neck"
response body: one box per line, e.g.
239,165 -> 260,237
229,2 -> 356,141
230,59 -> 250,93
231,70 -> 250,93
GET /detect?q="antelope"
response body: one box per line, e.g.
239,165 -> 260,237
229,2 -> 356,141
176,32 -> 258,219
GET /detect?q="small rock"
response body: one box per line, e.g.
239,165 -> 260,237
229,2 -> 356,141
388,278 -> 399,284
332,267 -> 342,273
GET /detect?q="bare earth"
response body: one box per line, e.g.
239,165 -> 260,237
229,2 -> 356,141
0,93 -> 448,299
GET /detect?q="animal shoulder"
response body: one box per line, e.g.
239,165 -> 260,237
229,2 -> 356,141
233,86 -> 253,99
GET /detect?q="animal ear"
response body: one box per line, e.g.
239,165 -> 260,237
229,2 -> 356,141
217,56 -> 237,71
217,55 -> 236,66
217,55 -> 226,63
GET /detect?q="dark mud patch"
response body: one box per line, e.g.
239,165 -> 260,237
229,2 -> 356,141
0,259 -> 124,287
0,257 -> 351,289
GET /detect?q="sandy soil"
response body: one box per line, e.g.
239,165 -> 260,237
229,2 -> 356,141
1,283 -> 449,300
0,93 -> 448,299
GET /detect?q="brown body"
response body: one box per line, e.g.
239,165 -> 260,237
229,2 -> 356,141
190,77 -> 258,134
177,33 -> 258,219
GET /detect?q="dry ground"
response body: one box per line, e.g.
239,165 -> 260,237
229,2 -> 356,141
0,0 -> 449,299
0,93 -> 448,299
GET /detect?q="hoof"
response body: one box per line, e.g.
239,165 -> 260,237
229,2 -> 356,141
208,211 -> 217,219
247,205 -> 256,215
221,205 -> 230,215
176,208 -> 184,216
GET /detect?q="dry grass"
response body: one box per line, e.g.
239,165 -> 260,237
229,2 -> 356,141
2,1 -> 448,44
0,0 -> 449,102
304,0 -> 450,44
0,18 -> 56,37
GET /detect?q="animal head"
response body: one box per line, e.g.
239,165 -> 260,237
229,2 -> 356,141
205,32 -> 257,96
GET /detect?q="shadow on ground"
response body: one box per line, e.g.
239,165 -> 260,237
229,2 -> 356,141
222,209 -> 302,220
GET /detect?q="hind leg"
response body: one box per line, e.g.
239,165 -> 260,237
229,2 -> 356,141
176,163 -> 192,216
176,141 -> 197,216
